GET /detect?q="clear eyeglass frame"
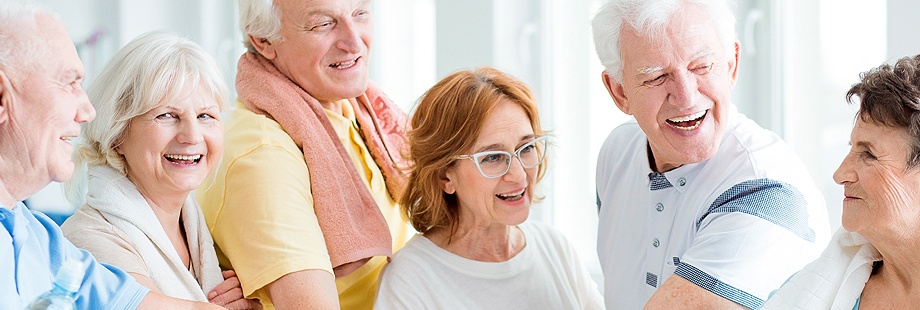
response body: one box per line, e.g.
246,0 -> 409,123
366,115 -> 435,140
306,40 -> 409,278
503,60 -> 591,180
456,136 -> 549,179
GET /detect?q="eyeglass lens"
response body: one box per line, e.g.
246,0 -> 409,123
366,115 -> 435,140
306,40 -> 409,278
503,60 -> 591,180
476,138 -> 546,178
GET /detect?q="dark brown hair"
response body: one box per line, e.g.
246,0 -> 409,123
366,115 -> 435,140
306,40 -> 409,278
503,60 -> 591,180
847,54 -> 920,169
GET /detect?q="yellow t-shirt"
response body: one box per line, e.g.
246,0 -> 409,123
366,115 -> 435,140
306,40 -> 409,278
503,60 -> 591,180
196,100 -> 410,310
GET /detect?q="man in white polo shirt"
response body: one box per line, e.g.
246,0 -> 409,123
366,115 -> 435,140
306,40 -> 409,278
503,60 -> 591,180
591,0 -> 831,308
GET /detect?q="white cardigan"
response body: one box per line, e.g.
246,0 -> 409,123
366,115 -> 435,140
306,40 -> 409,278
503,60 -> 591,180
62,165 -> 223,301
761,228 -> 882,310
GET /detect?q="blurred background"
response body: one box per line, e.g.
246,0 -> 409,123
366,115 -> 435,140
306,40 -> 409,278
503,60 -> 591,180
28,0 -> 920,290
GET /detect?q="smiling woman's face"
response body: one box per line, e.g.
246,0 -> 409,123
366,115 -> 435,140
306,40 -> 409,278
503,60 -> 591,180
833,117 -> 920,239
442,100 -> 538,231
117,86 -> 223,199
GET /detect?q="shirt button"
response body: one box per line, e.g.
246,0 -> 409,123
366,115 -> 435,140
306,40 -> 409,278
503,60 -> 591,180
653,238 -> 660,247
678,177 -> 687,186
656,203 -> 664,212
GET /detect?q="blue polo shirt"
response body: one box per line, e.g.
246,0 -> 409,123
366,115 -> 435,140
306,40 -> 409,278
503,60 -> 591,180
0,202 -> 148,309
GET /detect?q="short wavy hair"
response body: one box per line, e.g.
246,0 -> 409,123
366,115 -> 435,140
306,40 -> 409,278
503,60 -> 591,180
401,68 -> 547,234
238,0 -> 282,53
65,32 -> 229,206
846,54 -> 920,170
592,0 -> 737,83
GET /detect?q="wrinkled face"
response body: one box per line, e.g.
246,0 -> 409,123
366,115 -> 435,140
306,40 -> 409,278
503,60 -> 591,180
603,4 -> 738,172
5,16 -> 95,187
442,100 -> 537,230
833,118 -> 920,239
261,0 -> 372,106
117,86 -> 223,198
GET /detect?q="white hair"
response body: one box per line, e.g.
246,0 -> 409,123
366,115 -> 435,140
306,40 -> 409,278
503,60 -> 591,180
238,0 -> 282,53
0,1 -> 62,82
592,0 -> 737,83
64,32 -> 229,207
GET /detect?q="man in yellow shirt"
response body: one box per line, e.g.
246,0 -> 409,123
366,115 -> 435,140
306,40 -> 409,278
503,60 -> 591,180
196,0 -> 411,309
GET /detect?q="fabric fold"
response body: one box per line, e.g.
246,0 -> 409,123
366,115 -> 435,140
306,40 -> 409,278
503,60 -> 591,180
235,52 -> 407,277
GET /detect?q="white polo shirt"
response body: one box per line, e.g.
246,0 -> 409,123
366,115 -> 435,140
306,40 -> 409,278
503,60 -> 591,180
596,110 -> 830,309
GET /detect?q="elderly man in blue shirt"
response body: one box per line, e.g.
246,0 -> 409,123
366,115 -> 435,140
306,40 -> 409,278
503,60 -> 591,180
0,2 -> 226,309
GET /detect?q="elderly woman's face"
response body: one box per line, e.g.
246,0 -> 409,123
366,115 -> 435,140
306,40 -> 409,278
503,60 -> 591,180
833,117 -> 920,236
116,86 -> 223,198
442,100 -> 539,229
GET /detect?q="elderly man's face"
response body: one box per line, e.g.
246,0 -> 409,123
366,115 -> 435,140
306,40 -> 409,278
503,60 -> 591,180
603,4 -> 739,172
260,0 -> 372,106
4,16 -> 94,185
833,118 -> 920,239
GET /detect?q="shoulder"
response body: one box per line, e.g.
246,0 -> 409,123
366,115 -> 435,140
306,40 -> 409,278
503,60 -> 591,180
597,120 -> 647,179
223,102 -> 303,161
598,120 -> 644,158
61,205 -> 121,241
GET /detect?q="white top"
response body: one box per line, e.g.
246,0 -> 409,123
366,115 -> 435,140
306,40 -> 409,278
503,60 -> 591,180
596,110 -> 830,309
762,228 -> 881,310
374,220 -> 604,310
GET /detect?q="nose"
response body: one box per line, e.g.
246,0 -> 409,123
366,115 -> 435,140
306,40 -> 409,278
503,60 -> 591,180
177,120 -> 204,145
833,152 -> 856,185
666,71 -> 700,109
75,91 -> 95,123
335,19 -> 367,54
501,154 -> 528,182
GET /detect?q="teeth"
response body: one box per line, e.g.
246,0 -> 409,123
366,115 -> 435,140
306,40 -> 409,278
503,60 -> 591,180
330,59 -> 357,69
667,110 -> 706,123
497,189 -> 525,200
61,136 -> 76,142
164,154 -> 202,161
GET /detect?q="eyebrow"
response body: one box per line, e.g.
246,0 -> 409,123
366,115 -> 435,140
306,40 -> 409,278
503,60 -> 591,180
634,50 -> 715,77
472,134 -> 537,153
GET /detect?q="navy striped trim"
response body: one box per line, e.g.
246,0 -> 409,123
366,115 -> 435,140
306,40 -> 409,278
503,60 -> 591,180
649,172 -> 673,190
675,263 -> 764,309
696,178 -> 815,242
646,272 -> 658,287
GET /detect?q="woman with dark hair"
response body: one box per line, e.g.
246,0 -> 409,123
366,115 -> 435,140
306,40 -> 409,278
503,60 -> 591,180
374,68 -> 603,309
764,54 -> 920,309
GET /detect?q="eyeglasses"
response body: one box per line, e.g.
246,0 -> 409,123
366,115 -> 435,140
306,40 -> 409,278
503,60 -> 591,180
456,136 -> 549,179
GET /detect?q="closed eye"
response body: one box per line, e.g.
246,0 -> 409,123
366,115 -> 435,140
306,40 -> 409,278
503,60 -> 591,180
691,63 -> 714,75
643,74 -> 667,87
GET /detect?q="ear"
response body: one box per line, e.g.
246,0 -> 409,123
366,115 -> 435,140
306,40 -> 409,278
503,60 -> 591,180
728,40 -> 741,88
0,69 -> 14,125
439,168 -> 456,195
602,71 -> 632,115
249,34 -> 277,60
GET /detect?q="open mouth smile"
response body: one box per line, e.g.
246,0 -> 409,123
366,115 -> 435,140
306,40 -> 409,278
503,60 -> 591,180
330,57 -> 359,69
496,188 -> 526,202
164,154 -> 202,165
666,110 -> 707,131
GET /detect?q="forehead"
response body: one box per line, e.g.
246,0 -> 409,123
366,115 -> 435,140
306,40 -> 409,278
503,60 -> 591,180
26,16 -> 81,79
619,6 -> 722,73
276,0 -> 369,16
474,100 -> 534,145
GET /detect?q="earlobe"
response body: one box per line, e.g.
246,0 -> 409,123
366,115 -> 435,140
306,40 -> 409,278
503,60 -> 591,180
249,35 -> 277,60
602,71 -> 632,115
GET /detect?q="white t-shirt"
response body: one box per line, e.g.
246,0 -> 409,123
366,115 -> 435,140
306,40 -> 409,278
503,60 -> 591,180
596,111 -> 830,309
375,220 -> 604,309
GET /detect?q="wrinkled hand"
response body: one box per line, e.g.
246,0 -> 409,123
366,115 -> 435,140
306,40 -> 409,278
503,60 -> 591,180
208,270 -> 262,310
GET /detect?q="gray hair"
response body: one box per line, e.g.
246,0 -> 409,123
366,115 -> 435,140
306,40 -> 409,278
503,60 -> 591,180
592,0 -> 737,83
238,0 -> 282,53
0,1 -> 62,82
65,32 -> 229,206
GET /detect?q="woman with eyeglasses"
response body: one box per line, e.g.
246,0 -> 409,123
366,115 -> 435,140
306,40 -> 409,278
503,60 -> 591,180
374,68 -> 603,309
